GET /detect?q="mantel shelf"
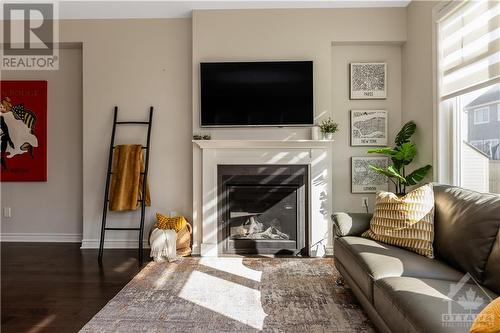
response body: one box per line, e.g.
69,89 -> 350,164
192,139 -> 334,149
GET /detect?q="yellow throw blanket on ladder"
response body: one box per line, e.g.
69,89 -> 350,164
109,144 -> 151,211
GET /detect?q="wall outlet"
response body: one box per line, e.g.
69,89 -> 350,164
361,197 -> 369,208
3,207 -> 12,218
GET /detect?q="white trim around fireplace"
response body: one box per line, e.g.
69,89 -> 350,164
192,140 -> 333,257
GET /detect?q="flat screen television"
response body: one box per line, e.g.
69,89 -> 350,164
200,61 -> 313,127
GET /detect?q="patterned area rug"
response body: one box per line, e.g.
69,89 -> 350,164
80,258 -> 374,332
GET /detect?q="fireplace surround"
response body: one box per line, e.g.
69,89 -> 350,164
193,140 -> 333,257
218,165 -> 308,255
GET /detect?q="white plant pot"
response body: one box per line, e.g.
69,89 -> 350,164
322,132 -> 334,140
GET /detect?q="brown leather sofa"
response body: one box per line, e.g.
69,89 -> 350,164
332,184 -> 500,333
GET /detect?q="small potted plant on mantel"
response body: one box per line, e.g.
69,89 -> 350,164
319,117 -> 339,140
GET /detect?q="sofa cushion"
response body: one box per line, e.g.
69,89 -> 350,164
334,236 -> 463,302
433,184 -> 500,283
374,277 -> 498,333
483,230 -> 500,294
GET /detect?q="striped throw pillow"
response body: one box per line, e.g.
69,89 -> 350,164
362,183 -> 435,258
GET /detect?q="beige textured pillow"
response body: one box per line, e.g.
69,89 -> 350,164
362,183 -> 435,258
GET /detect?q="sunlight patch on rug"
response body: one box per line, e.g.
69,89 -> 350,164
152,263 -> 182,288
199,257 -> 262,282
178,270 -> 266,329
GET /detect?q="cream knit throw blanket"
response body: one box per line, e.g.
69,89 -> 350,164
150,228 -> 180,262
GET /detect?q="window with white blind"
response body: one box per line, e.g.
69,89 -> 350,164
436,0 -> 500,194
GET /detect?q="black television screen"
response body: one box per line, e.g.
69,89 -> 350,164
200,61 -> 313,127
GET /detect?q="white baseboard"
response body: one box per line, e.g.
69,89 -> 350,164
1,233 -> 82,243
0,234 -> 151,250
80,238 -> 150,249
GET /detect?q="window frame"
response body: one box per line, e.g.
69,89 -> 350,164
433,1 -> 500,187
473,107 -> 490,125
433,1 -> 460,185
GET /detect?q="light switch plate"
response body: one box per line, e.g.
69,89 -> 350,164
3,207 -> 12,218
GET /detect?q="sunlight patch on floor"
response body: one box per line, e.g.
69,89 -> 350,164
199,257 -> 262,282
26,314 -> 56,333
113,257 -> 137,273
178,270 -> 266,330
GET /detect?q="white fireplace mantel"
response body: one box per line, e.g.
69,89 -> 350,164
193,139 -> 334,149
192,139 -> 334,257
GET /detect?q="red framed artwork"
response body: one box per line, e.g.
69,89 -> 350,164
1,81 -> 47,181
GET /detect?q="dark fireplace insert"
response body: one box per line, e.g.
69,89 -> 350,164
217,165 -> 308,255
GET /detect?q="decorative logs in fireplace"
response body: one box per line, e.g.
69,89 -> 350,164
218,165 -> 308,255
231,216 -> 290,240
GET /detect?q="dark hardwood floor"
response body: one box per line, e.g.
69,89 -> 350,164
1,243 -> 149,333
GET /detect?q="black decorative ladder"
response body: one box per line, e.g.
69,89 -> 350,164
98,106 -> 153,263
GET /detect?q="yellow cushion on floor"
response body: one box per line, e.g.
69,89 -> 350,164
362,183 -> 435,258
155,213 -> 187,232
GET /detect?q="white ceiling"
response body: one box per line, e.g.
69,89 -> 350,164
59,1 -> 411,20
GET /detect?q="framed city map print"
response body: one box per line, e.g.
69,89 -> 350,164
350,62 -> 387,99
351,156 -> 388,193
350,110 -> 388,146
0,81 -> 47,181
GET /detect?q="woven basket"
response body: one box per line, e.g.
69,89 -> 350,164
176,223 -> 192,255
177,246 -> 192,257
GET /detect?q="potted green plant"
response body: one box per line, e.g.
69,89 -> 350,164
368,121 -> 432,196
319,117 -> 339,140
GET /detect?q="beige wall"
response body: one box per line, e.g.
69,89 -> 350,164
332,43 -> 402,212
60,19 -> 193,247
2,19 -> 193,246
2,5 -> 442,246
1,48 -> 83,239
403,1 -> 437,172
192,8 -> 407,221
192,8 -> 407,138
